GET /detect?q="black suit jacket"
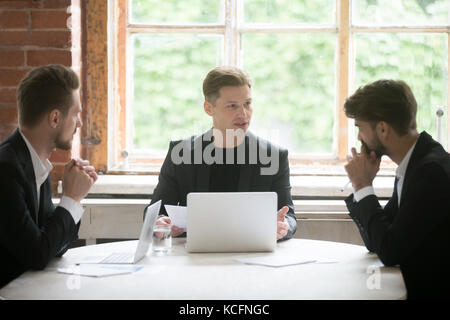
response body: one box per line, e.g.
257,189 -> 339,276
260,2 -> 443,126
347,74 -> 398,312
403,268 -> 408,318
149,130 -> 297,240
345,132 -> 450,299
0,129 -> 80,288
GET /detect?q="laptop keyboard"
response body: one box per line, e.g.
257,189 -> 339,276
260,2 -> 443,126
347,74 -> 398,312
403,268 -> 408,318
100,252 -> 134,264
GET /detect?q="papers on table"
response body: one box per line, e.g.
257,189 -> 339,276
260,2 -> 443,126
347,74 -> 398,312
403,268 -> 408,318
234,255 -> 338,268
235,256 -> 316,267
165,205 -> 187,229
58,264 -> 143,277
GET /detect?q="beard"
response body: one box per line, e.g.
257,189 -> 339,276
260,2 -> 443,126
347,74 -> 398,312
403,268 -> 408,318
55,136 -> 72,150
361,138 -> 386,158
54,128 -> 75,151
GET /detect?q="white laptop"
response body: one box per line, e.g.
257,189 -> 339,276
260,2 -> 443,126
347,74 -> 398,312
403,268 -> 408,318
77,200 -> 161,264
186,192 -> 277,253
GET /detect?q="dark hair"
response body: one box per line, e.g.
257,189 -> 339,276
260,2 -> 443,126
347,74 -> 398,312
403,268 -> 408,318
343,79 -> 417,136
203,66 -> 251,104
17,64 -> 80,128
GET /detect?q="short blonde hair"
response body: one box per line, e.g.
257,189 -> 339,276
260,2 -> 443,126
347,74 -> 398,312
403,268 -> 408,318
202,66 -> 251,104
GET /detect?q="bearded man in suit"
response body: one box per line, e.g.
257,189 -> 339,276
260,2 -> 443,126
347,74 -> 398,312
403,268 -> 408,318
0,65 -> 97,288
343,79 -> 450,299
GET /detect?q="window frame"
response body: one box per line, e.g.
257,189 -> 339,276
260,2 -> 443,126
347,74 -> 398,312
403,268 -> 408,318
92,0 -> 450,174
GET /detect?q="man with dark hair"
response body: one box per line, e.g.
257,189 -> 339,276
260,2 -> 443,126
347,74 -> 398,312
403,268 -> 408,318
0,64 -> 98,288
343,79 -> 450,299
149,66 -> 297,241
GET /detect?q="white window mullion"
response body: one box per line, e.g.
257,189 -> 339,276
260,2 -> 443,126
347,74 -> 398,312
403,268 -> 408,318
337,0 -> 350,159
126,29 -> 135,155
224,0 -> 239,65
347,0 -> 356,155
447,32 -> 450,151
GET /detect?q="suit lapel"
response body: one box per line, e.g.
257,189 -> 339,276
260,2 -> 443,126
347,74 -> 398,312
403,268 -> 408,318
38,177 -> 52,227
25,159 -> 39,223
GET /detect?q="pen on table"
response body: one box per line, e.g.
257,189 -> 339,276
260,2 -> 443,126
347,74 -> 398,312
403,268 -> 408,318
340,180 -> 351,192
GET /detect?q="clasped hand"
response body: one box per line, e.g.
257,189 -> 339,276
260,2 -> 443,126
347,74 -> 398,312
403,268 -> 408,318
344,146 -> 381,192
62,158 -> 98,202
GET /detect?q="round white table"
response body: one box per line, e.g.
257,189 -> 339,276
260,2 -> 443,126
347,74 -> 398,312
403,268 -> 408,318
0,238 -> 406,300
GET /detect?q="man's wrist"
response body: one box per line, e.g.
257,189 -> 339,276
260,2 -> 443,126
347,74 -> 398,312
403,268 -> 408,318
353,185 -> 375,202
62,193 -> 82,203
352,181 -> 372,192
59,195 -> 84,224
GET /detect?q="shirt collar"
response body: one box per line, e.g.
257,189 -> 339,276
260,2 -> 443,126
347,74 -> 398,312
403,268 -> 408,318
19,129 -> 53,186
395,139 -> 418,180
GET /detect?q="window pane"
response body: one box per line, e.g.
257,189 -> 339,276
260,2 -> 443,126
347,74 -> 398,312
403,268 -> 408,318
242,33 -> 336,154
353,0 -> 450,26
244,0 -> 335,24
354,33 -> 448,148
131,0 -> 224,24
132,34 -> 222,152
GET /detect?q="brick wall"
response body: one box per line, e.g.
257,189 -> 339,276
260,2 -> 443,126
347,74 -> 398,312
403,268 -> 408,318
0,0 -> 82,193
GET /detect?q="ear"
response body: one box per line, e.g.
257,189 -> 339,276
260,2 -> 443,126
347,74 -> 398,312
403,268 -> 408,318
203,100 -> 214,116
48,109 -> 62,129
376,121 -> 390,141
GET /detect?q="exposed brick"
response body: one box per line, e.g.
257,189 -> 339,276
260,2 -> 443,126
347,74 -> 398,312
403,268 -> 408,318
38,0 -> 71,9
0,68 -> 30,87
0,105 -> 18,124
0,0 -> 70,9
0,11 -> 28,29
27,49 -> 71,66
0,50 -> 25,67
0,31 -> 29,46
0,30 -> 71,48
0,1 -> 39,9
0,88 -> 17,103
31,10 -> 70,29
49,149 -> 71,163
29,30 -> 72,47
0,124 -> 17,142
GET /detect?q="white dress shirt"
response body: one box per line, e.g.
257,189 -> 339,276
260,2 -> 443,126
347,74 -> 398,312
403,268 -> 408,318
19,130 -> 84,224
353,140 -> 418,206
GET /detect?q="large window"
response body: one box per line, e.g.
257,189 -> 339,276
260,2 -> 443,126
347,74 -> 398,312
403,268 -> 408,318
108,0 -> 449,172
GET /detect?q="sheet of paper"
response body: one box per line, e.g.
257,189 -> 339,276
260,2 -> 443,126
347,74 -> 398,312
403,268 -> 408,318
234,255 -> 317,268
57,264 -> 143,277
165,205 -> 187,228
314,258 -> 339,264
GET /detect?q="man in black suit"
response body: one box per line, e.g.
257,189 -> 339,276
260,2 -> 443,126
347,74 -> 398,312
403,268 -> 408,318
0,65 -> 97,288
343,79 -> 450,299
150,66 -> 296,241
